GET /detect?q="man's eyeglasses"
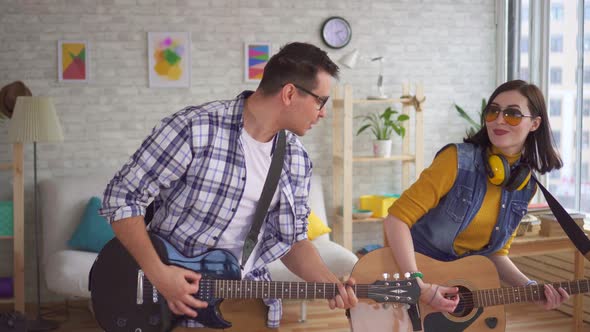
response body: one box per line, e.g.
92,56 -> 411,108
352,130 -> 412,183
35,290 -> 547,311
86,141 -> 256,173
484,105 -> 537,126
290,83 -> 330,110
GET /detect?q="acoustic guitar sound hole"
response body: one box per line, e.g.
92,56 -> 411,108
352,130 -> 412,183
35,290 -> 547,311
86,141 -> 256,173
449,285 -> 474,318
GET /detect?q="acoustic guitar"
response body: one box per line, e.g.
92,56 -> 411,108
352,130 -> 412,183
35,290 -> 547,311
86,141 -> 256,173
349,248 -> 590,332
89,234 -> 420,332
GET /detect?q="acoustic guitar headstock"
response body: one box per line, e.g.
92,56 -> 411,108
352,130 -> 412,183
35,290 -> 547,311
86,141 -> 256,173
367,272 -> 420,304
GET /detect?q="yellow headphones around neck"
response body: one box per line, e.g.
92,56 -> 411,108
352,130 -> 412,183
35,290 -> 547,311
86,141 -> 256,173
483,149 -> 531,191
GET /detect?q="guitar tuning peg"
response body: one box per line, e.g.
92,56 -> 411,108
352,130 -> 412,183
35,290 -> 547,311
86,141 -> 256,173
382,273 -> 390,280
404,272 -> 411,279
393,273 -> 400,280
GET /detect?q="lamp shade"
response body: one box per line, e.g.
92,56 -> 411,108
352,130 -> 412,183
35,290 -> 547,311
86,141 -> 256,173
8,96 -> 64,143
338,49 -> 359,69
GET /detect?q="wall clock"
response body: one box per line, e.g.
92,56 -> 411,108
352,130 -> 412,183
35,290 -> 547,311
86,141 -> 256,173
321,16 -> 352,49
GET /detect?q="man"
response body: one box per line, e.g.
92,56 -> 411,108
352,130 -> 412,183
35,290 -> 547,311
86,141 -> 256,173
100,42 -> 357,328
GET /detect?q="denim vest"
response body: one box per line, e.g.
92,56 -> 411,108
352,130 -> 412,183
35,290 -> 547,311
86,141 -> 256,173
410,143 -> 533,261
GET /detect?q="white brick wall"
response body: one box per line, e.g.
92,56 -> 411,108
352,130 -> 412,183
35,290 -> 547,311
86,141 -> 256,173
0,0 -> 496,302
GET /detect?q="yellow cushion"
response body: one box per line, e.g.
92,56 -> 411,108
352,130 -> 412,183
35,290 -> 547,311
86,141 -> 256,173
307,210 -> 331,240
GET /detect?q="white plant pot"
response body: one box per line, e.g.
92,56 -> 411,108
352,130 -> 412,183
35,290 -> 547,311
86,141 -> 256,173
373,139 -> 392,157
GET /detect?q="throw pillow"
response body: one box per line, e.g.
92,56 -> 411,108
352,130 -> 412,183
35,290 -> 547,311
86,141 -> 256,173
307,210 -> 331,241
67,197 -> 115,253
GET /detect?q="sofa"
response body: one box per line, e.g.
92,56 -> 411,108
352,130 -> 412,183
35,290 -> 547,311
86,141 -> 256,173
39,172 -> 114,299
39,173 -> 358,318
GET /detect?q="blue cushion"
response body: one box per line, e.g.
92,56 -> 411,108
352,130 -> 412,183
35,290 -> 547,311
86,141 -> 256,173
67,197 -> 114,253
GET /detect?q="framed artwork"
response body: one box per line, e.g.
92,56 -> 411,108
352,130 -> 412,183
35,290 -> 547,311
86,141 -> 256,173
58,40 -> 89,82
244,42 -> 271,83
148,32 -> 191,88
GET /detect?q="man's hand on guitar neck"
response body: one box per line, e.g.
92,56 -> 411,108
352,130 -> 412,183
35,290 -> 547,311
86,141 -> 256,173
328,277 -> 358,310
280,240 -> 358,310
148,264 -> 208,317
417,278 -> 460,313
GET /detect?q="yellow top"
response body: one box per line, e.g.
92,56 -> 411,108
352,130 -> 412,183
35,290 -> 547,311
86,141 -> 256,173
388,145 -> 526,256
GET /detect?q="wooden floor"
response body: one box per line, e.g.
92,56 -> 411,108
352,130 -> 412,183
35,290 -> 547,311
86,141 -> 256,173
7,299 -> 589,332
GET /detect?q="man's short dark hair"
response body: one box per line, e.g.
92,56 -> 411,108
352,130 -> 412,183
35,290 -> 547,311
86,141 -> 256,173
258,42 -> 339,95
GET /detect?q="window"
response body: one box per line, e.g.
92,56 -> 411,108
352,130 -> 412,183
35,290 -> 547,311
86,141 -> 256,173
550,67 -> 562,84
551,35 -> 563,53
519,0 -> 530,84
507,0 -> 589,213
550,98 -> 562,116
521,37 -> 529,53
550,168 -> 561,179
551,3 -> 564,21
553,130 -> 561,147
521,4 -> 529,21
519,67 -> 530,81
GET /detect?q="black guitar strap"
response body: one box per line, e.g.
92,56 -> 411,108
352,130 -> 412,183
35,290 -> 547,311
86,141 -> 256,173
532,174 -> 590,261
241,130 -> 286,267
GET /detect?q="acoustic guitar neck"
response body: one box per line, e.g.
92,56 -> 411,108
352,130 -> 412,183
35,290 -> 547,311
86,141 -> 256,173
467,279 -> 590,307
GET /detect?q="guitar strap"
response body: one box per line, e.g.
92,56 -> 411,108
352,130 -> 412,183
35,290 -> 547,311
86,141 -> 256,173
532,174 -> 590,261
407,303 -> 422,331
241,130 -> 286,267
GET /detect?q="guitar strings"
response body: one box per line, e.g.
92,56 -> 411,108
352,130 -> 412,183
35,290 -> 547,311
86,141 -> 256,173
447,285 -> 563,307
140,278 -> 588,308
140,279 -> 417,303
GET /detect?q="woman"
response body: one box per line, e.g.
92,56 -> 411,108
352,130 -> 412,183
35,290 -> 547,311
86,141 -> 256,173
383,80 -> 569,313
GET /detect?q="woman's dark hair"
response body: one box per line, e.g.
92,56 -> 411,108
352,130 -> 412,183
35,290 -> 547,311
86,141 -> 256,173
257,42 -> 339,95
464,79 -> 562,174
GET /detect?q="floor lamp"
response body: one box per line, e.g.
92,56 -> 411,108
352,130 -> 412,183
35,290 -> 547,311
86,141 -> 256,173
8,96 -> 64,331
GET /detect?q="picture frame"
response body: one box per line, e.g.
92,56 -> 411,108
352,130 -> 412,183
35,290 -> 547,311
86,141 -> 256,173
58,40 -> 89,82
244,42 -> 271,83
147,32 -> 191,88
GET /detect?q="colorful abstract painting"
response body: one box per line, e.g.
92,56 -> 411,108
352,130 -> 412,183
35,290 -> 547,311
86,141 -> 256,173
244,42 -> 271,83
148,32 -> 191,88
58,40 -> 89,82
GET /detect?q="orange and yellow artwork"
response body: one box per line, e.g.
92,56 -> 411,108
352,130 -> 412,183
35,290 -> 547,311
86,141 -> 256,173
148,32 -> 191,88
58,40 -> 88,82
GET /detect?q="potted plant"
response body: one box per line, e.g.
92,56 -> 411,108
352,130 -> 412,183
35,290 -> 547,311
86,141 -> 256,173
356,107 -> 410,157
454,98 -> 486,136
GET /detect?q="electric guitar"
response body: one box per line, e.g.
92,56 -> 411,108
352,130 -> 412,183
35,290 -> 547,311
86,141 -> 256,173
349,248 -> 590,332
89,234 -> 420,332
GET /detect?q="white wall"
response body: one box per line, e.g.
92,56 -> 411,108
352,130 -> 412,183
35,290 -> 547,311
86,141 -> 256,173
0,0 -> 496,302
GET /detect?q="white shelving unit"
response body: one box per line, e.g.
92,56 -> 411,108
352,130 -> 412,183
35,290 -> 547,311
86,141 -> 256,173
0,143 -> 25,311
331,84 -> 425,250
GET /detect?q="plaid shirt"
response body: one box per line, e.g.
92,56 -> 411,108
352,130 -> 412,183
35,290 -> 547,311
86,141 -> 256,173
100,91 -> 312,328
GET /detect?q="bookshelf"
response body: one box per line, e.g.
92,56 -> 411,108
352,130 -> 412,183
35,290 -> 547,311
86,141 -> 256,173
0,143 -> 25,312
331,84 -> 425,250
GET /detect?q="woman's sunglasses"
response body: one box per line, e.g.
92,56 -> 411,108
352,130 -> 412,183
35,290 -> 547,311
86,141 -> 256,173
484,105 -> 537,126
